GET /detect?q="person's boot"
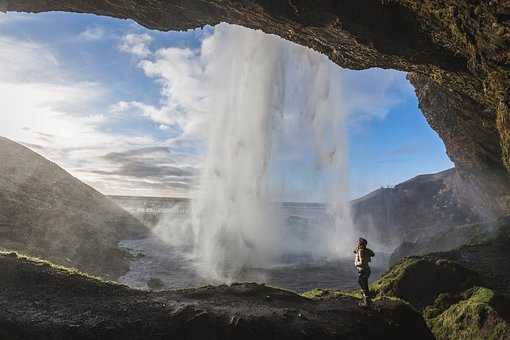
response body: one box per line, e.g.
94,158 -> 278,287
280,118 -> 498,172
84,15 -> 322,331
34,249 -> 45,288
365,294 -> 373,308
358,292 -> 372,308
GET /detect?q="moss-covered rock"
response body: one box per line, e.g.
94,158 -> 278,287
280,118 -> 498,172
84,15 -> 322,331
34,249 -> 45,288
147,277 -> 165,290
371,257 -> 481,310
301,288 -> 362,300
426,287 -> 510,340
304,244 -> 510,339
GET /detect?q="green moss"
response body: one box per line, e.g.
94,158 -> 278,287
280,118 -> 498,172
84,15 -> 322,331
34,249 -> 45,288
301,288 -> 328,299
0,250 -> 121,286
423,292 -> 462,319
301,288 -> 362,300
369,256 -> 482,311
370,257 -> 421,297
427,287 -> 510,340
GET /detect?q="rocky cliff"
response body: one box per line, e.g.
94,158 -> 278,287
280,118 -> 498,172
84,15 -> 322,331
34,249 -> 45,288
3,0 -> 510,212
0,137 -> 148,279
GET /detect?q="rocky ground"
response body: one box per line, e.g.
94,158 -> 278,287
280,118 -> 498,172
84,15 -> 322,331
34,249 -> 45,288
4,229 -> 509,339
0,252 -> 433,340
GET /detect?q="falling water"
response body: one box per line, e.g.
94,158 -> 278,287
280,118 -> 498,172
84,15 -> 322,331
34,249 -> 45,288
190,24 -> 355,282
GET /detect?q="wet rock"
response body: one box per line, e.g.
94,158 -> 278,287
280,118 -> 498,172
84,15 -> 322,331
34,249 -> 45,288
147,278 -> 164,290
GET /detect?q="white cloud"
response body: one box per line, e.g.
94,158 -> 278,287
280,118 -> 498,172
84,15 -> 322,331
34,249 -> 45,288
341,68 -> 412,122
0,36 -> 59,82
112,24 -> 411,153
79,26 -> 105,41
0,12 -> 38,25
118,33 -> 153,58
111,44 -> 210,147
0,32 -> 194,196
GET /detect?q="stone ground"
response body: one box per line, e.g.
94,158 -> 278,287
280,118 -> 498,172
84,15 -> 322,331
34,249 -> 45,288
0,252 -> 433,340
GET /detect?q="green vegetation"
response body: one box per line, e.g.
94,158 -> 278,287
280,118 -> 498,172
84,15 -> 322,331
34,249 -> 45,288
370,257 -> 420,297
303,259 -> 510,340
301,288 -> 362,300
426,287 -> 510,340
369,256 -> 481,310
0,250 -> 123,287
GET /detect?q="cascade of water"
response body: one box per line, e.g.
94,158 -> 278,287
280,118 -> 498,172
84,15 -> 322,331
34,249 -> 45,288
189,24 -> 355,282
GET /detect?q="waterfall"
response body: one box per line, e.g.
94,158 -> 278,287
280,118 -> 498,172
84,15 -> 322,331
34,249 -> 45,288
188,24 -> 355,282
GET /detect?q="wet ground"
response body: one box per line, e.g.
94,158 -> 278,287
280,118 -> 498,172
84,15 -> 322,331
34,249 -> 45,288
119,235 -> 388,293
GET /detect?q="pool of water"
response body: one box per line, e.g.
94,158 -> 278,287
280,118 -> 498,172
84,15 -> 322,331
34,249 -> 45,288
119,236 -> 388,293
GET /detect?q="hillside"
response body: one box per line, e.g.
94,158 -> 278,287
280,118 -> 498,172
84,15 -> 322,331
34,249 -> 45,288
351,168 -> 483,246
0,137 -> 148,279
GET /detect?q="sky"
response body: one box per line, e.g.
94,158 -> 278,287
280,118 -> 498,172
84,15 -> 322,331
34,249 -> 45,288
0,11 -> 453,200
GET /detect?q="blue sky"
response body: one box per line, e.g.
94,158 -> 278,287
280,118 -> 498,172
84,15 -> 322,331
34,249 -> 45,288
0,11 -> 453,199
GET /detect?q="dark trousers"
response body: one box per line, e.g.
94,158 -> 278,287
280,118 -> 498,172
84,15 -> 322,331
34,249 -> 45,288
357,266 -> 371,297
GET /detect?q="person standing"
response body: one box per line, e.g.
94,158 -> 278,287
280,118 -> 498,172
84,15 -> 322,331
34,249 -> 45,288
354,237 -> 375,307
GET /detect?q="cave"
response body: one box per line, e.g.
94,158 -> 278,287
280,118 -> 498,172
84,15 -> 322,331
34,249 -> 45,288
3,0 -> 509,217
1,1 -> 510,339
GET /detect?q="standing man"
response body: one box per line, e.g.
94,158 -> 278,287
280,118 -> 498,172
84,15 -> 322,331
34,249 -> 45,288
354,237 -> 375,307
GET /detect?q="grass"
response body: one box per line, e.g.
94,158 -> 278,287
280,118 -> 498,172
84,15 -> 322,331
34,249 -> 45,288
0,250 -> 123,287
370,257 -> 420,297
426,287 -> 510,340
301,288 -> 363,300
301,258 -> 425,302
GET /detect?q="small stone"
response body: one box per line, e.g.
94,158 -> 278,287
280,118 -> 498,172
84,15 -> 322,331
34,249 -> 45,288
147,277 -> 164,290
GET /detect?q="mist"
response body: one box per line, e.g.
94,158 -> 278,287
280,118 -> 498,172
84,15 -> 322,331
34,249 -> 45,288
143,24 -> 357,282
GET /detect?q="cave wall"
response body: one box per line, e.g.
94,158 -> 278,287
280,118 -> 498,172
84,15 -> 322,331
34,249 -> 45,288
3,0 -> 510,211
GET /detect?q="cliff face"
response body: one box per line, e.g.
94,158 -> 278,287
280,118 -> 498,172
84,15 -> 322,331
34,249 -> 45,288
352,168 -> 483,246
3,0 -> 510,211
0,137 -> 148,279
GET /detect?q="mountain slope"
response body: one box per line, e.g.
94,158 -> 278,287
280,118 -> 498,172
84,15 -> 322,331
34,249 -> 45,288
351,168 -> 483,246
0,137 -> 148,278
